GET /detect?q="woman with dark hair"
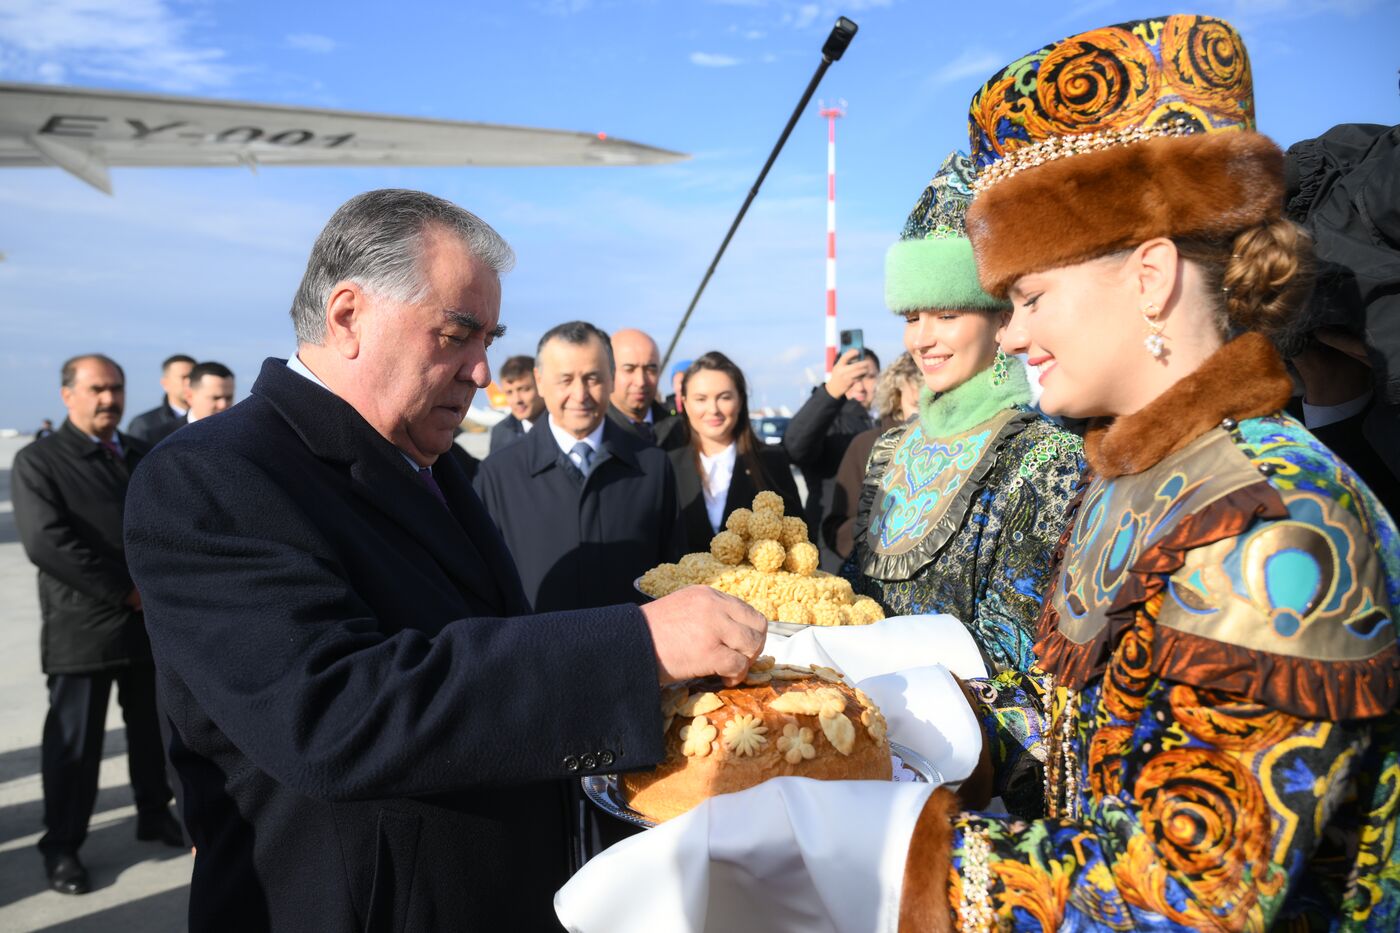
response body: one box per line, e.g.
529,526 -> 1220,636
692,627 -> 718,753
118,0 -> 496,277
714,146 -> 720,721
665,352 -> 802,552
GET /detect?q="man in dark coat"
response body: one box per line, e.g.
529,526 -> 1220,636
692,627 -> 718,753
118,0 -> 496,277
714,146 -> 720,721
477,321 -> 684,612
782,347 -> 879,571
125,353 -> 193,445
487,354 -> 545,454
12,354 -> 181,896
122,190 -> 764,933
606,328 -> 672,445
1282,122 -> 1400,512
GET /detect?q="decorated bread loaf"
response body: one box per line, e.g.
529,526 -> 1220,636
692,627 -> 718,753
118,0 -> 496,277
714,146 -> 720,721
621,657 -> 892,822
637,492 -> 884,626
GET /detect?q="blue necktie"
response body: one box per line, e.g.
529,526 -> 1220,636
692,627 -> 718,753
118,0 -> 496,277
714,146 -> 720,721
571,441 -> 595,478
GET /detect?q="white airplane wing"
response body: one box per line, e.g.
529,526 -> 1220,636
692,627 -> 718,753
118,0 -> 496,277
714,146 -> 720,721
0,82 -> 688,193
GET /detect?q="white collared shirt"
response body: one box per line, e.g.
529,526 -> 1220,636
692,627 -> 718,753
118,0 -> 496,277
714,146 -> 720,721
548,414 -> 605,472
1302,391 -> 1371,430
699,443 -> 737,533
286,351 -> 422,473
521,416 -> 536,433
168,401 -> 188,418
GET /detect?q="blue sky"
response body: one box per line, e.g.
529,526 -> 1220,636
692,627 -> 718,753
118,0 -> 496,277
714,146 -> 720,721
1,0 -> 1396,430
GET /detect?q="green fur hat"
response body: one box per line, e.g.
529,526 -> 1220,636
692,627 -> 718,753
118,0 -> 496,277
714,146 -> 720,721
885,151 -> 1009,314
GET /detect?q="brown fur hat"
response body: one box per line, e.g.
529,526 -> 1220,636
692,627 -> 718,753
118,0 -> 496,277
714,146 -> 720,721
962,14 -> 1283,297
968,130 -> 1284,297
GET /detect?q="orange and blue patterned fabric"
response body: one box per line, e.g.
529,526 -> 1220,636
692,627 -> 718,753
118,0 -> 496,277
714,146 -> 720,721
949,409 -> 1400,929
968,14 -> 1255,173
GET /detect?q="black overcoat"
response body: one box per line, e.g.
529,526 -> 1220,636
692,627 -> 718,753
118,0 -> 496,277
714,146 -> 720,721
123,360 -> 665,933
487,413 -> 527,455
126,401 -> 185,446
474,415 -> 683,612
12,420 -> 151,673
781,387 -> 874,570
666,441 -> 803,553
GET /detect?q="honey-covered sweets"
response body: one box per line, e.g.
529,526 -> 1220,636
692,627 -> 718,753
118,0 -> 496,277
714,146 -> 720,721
637,492 -> 885,626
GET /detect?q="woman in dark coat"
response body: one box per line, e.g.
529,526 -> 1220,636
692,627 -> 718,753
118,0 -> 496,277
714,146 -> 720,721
664,352 -> 802,552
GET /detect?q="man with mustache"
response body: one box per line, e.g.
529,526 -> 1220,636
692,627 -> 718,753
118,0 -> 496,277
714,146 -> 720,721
122,191 -> 762,932
476,320 -> 684,612
12,354 -> 182,896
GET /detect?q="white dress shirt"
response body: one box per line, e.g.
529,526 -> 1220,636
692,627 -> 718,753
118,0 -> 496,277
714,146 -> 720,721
699,444 -> 737,533
548,414 -> 605,473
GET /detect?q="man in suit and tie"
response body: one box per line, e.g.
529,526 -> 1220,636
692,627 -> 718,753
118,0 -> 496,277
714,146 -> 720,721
487,354 -> 545,454
12,354 -> 181,896
123,190 -> 763,932
126,353 -> 194,445
606,328 -> 671,445
477,321 -> 684,613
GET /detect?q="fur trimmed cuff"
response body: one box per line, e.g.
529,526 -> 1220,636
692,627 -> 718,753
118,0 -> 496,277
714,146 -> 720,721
967,131 -> 1285,298
898,787 -> 961,933
886,237 -> 1010,313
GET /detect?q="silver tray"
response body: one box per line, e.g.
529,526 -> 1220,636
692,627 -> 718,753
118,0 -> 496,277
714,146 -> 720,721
582,741 -> 941,829
633,577 -> 814,638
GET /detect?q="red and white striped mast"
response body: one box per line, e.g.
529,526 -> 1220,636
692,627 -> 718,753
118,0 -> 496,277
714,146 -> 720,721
819,99 -> 845,374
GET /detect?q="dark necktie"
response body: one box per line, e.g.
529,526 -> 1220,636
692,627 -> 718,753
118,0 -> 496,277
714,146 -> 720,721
633,419 -> 655,444
98,438 -> 122,460
417,466 -> 449,508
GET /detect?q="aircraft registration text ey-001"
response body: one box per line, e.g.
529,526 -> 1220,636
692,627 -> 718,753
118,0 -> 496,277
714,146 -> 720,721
38,114 -> 358,150
0,81 -> 687,193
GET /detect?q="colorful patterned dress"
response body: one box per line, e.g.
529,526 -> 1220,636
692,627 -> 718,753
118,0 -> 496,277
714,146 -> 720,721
906,334 -> 1400,931
851,358 -> 1084,675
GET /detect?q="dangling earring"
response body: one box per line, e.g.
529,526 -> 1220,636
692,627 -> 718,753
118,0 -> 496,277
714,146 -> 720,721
990,348 -> 1010,386
1142,302 -> 1166,359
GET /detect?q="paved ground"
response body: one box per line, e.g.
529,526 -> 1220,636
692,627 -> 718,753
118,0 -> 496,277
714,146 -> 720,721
0,431 -> 493,932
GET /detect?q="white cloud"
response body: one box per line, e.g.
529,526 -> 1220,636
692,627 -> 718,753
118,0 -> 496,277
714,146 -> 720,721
925,48 -> 1002,88
690,51 -> 742,67
788,4 -> 821,30
285,33 -> 338,54
0,0 -> 235,91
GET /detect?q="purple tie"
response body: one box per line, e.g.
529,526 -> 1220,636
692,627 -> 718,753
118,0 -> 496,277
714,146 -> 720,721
417,467 -> 448,508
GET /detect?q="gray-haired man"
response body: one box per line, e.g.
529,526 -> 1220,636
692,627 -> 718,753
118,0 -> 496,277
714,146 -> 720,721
123,189 -> 764,931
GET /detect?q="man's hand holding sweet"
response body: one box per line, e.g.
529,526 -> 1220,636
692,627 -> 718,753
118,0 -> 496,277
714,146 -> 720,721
640,586 -> 766,686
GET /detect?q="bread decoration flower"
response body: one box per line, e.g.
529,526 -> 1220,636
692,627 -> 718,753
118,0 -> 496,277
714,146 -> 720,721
680,716 -> 717,757
721,714 -> 770,757
777,724 -> 817,764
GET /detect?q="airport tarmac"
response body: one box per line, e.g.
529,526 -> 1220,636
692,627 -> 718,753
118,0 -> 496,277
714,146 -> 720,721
0,431 -> 492,931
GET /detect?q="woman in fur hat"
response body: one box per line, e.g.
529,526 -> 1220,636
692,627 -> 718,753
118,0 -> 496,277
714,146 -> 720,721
899,14 -> 1400,930
849,151 -> 1083,678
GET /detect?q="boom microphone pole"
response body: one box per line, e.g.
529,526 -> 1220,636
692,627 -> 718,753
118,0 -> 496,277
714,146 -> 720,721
660,16 -> 858,373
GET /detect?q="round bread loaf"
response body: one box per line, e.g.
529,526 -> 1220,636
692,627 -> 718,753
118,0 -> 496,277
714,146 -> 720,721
621,659 -> 892,822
